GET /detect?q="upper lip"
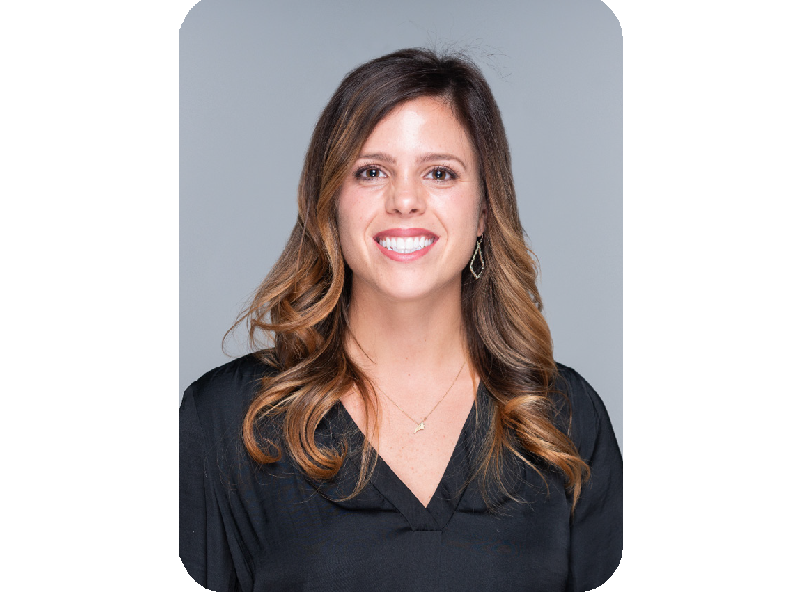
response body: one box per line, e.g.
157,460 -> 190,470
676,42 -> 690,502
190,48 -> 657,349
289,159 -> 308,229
373,228 -> 438,241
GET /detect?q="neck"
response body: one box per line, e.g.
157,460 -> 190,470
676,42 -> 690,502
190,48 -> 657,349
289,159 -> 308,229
345,278 -> 467,380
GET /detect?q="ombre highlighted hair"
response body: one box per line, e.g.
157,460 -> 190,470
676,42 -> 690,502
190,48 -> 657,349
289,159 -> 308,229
230,48 -> 589,509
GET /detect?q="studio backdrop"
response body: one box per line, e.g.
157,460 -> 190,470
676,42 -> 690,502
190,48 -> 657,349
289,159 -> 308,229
179,0 -> 623,451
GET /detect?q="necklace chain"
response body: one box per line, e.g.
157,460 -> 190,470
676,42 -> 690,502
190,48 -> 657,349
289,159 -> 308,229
350,333 -> 466,434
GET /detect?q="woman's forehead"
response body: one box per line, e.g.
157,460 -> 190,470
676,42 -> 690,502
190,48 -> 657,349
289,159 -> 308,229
358,97 -> 475,162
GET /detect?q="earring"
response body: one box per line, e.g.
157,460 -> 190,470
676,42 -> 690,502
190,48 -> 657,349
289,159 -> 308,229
469,236 -> 485,279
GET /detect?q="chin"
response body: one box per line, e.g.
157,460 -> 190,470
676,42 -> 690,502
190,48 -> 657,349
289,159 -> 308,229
374,276 -> 457,303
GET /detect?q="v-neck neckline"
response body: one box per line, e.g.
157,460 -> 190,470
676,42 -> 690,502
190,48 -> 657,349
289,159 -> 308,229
336,381 -> 486,532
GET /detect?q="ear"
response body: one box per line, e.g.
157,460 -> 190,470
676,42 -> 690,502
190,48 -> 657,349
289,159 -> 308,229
477,202 -> 487,237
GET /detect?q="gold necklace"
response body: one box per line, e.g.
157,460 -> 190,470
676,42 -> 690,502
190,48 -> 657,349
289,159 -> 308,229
351,334 -> 466,434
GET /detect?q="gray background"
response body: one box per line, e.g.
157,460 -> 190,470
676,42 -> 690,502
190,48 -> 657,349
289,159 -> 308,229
180,0 -> 622,452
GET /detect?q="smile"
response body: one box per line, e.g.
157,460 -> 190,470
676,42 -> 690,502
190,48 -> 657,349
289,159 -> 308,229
377,236 -> 435,254
373,228 -> 438,262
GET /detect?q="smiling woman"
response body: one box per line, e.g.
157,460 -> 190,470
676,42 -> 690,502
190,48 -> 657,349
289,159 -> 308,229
337,96 -> 484,300
179,48 -> 622,592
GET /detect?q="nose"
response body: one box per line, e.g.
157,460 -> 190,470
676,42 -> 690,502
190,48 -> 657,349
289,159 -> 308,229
385,174 -> 426,216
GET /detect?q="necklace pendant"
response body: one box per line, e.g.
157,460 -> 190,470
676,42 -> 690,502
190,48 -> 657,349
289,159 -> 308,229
414,422 -> 425,433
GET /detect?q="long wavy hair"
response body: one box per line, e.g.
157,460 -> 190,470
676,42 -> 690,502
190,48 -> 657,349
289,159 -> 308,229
232,48 -> 589,509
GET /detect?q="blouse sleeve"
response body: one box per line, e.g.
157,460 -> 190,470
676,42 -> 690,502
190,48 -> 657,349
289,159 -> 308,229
179,385 -> 240,591
563,368 -> 623,591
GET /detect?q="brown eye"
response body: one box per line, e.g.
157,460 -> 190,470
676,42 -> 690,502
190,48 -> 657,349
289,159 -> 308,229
355,166 -> 386,180
426,167 -> 456,181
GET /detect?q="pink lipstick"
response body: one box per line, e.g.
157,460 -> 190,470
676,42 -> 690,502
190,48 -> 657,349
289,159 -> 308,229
373,228 -> 438,262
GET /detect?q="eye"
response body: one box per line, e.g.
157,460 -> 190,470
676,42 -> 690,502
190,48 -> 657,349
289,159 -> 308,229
354,166 -> 387,180
425,167 -> 457,181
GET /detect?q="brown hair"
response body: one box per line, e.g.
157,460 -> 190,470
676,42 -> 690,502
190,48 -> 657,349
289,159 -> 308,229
232,48 -> 589,509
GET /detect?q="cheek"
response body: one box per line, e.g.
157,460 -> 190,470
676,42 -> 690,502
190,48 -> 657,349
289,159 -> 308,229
442,196 -> 483,259
336,196 -> 370,264
460,187 -> 484,235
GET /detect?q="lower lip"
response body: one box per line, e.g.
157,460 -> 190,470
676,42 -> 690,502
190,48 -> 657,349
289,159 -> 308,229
374,238 -> 437,262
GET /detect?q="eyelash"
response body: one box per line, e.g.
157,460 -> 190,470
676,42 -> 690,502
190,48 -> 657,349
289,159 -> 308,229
353,165 -> 459,181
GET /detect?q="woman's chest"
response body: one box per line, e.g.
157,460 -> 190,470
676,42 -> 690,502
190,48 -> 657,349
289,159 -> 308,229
342,382 -> 477,508
373,401 -> 474,507
246,484 -> 572,591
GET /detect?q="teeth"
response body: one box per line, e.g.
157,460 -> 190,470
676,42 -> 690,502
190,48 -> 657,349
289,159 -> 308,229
378,236 -> 434,254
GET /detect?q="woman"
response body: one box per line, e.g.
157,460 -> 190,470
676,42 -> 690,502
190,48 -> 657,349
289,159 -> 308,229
180,48 -> 622,591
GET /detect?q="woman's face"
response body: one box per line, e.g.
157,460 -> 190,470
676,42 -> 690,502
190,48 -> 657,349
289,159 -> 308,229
337,96 -> 485,303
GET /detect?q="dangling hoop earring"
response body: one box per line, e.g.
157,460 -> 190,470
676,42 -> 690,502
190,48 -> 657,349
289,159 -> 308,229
469,236 -> 485,279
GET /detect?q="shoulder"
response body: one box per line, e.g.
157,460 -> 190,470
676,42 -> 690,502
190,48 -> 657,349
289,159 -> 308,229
181,352 -> 277,437
187,352 -> 274,401
553,362 -> 601,412
552,362 -> 617,461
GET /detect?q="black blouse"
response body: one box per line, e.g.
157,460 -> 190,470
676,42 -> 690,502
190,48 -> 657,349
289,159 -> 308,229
179,354 -> 622,591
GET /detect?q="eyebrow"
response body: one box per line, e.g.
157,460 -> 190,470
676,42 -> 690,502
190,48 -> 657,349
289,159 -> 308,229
357,152 -> 468,170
